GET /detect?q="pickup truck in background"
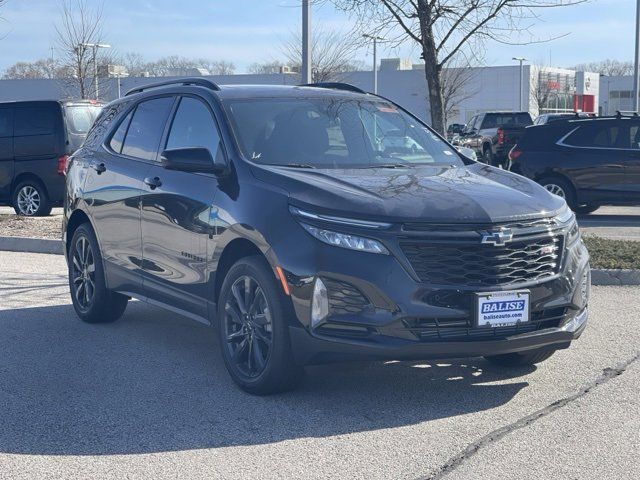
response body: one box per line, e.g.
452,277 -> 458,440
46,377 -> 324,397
454,112 -> 533,167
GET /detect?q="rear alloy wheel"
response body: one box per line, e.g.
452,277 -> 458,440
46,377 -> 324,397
218,256 -> 303,394
539,176 -> 579,210
68,224 -> 128,323
13,181 -> 51,216
543,182 -> 566,199
485,348 -> 556,367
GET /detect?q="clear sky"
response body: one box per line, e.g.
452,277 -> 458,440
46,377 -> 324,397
0,0 -> 636,74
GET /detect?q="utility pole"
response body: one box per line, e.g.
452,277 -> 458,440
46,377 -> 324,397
512,57 -> 527,111
634,0 -> 640,112
301,0 -> 312,84
363,34 -> 385,94
81,43 -> 111,100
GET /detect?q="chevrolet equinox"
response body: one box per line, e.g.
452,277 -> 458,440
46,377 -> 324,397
63,79 -> 590,394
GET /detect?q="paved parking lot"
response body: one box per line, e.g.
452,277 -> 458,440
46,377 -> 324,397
0,251 -> 638,479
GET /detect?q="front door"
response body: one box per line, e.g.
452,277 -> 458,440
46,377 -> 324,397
140,96 -> 223,321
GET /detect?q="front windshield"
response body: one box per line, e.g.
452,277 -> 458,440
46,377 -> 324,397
225,97 -> 464,169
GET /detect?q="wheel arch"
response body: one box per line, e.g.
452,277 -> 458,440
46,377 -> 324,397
12,173 -> 49,198
65,209 -> 93,256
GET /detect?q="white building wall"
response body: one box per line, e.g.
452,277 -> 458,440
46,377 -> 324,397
599,75 -> 634,115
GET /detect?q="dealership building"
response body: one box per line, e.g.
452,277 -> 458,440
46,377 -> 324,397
0,61 -> 606,126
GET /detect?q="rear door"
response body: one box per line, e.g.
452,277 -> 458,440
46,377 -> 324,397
558,120 -> 632,201
0,107 -> 14,202
140,95 -> 222,322
84,96 -> 175,294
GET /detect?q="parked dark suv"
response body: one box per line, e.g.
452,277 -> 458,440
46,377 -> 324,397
509,113 -> 640,213
63,79 -> 590,394
0,100 -> 103,216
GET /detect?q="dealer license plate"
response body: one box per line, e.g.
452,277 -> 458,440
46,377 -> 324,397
476,290 -> 530,328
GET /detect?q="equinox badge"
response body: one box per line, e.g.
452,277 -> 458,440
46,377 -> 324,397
481,228 -> 514,246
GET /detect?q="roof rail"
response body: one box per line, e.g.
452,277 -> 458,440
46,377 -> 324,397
125,77 -> 220,96
615,110 -> 639,118
300,82 -> 368,94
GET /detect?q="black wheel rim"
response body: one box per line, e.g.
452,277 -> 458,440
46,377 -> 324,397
71,235 -> 96,311
223,275 -> 273,378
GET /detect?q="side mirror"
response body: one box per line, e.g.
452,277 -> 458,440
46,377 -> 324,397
160,146 -> 227,175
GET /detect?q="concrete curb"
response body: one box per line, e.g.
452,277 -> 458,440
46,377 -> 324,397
0,236 -> 639,286
590,269 -> 640,286
0,236 -> 64,255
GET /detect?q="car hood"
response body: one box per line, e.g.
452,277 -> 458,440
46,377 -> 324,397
250,163 -> 565,224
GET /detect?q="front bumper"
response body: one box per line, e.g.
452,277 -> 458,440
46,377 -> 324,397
270,213 -> 590,365
290,307 -> 587,364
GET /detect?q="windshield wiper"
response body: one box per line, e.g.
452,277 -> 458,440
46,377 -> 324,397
281,163 -> 316,169
371,163 -> 409,169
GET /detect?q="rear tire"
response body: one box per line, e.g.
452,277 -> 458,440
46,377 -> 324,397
484,348 -> 555,367
539,176 -> 578,209
574,205 -> 599,215
217,255 -> 303,395
12,180 -> 52,216
68,223 -> 128,324
482,148 -> 494,166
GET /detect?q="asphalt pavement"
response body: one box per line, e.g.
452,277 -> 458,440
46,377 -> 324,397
0,251 -> 638,479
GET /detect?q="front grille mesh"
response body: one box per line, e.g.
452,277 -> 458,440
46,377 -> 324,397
323,278 -> 370,315
400,236 -> 563,286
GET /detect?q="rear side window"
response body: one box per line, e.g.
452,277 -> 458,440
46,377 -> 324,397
121,97 -> 174,161
631,125 -> 640,150
564,123 -> 621,148
166,97 -> 221,158
109,111 -> 133,154
0,109 -> 13,137
15,106 -> 58,136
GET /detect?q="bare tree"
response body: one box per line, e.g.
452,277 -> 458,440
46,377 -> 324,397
281,28 -> 362,82
55,0 -> 108,99
572,59 -> 634,77
248,61 -> 288,75
331,0 -> 586,134
439,54 -> 480,126
143,56 -> 235,76
119,52 -> 147,77
200,59 -> 236,75
2,58 -> 68,79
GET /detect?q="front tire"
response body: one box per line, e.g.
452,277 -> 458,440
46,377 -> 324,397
68,224 -> 128,323
574,205 -> 599,215
484,348 -> 555,367
539,176 -> 578,209
217,256 -> 303,395
13,180 -> 51,216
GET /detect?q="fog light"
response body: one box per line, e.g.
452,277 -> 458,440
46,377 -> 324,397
311,277 -> 329,328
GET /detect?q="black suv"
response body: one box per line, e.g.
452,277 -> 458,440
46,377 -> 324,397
0,100 -> 103,215
509,114 -> 640,213
63,79 -> 590,394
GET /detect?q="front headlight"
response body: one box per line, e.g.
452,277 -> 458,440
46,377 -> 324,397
300,223 -> 389,255
555,204 -> 580,245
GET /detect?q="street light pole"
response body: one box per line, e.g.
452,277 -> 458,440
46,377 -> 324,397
301,0 -> 312,84
81,43 -> 111,100
363,34 -> 385,94
634,0 -> 640,112
512,57 -> 528,111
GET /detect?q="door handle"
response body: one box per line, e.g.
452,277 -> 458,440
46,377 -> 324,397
91,162 -> 106,174
144,176 -> 162,190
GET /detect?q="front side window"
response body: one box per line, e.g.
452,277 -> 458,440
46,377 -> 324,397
166,97 -> 221,159
121,97 -> 174,161
225,97 -> 463,169
15,106 -> 57,136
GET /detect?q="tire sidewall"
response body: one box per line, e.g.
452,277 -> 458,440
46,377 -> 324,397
13,180 -> 50,216
69,224 -> 108,320
217,256 -> 293,393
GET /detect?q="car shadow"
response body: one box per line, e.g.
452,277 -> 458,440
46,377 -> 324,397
0,302 -> 533,456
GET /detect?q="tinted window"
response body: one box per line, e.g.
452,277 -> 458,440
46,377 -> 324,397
0,109 -> 13,137
166,97 -> 220,157
565,123 -> 620,148
15,106 -> 58,136
227,98 -> 462,168
110,111 -> 133,154
481,113 -> 533,129
631,125 -> 640,150
122,97 -> 174,161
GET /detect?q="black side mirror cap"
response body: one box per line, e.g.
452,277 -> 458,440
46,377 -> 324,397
160,147 -> 227,176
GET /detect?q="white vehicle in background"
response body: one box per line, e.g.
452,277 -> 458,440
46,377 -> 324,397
455,146 -> 477,161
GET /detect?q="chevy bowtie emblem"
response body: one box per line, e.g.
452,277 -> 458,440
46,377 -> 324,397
481,228 -> 513,246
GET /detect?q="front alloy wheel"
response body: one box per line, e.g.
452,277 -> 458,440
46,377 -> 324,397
223,275 -> 273,379
17,185 -> 41,216
544,183 -> 566,199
